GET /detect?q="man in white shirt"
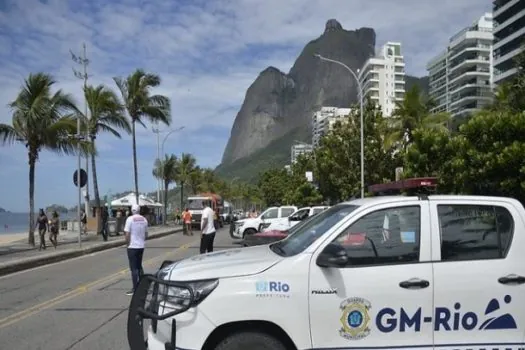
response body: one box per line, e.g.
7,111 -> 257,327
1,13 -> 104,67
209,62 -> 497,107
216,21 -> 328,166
124,204 -> 148,295
200,201 -> 216,254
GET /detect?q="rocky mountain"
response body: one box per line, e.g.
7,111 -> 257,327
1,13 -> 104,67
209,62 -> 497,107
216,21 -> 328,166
217,19 -> 429,181
0,207 -> 6,213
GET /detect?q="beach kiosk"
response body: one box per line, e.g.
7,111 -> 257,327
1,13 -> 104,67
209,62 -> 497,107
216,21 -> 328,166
108,193 -> 163,234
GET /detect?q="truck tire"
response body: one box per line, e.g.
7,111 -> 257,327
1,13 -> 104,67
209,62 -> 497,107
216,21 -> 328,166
215,331 -> 287,350
243,228 -> 256,238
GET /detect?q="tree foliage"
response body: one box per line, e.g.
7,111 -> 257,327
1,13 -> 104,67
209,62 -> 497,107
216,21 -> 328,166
257,62 -> 525,207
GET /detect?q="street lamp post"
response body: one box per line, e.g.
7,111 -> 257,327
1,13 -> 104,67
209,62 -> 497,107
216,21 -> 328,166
71,43 -> 91,215
314,54 -> 365,198
155,126 -> 185,224
161,126 -> 185,157
152,125 -> 185,203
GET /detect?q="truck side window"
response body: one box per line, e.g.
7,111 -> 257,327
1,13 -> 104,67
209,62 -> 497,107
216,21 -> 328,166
332,206 -> 421,267
264,208 -> 278,219
438,205 -> 514,261
281,208 -> 295,217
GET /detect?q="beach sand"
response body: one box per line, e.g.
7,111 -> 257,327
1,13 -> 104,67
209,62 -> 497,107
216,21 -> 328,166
0,232 -> 27,245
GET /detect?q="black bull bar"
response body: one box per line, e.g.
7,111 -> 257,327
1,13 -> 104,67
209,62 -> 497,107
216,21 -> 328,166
127,260 -> 193,350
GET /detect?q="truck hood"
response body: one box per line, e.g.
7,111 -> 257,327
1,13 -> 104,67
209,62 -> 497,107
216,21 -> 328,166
166,245 -> 283,281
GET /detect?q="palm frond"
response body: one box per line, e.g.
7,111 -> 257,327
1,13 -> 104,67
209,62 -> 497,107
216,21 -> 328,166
0,123 -> 19,145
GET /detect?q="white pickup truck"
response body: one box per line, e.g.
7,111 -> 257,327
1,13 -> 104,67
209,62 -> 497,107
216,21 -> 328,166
263,206 -> 329,232
230,206 -> 297,239
129,195 -> 524,350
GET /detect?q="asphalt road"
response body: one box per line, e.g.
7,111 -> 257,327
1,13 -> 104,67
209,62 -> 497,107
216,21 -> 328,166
0,227 -> 238,350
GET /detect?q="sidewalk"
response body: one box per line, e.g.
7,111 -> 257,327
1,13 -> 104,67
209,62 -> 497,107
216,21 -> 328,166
0,225 -> 183,277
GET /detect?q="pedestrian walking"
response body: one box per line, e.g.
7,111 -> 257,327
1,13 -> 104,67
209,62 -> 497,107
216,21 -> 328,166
175,208 -> 181,225
80,209 -> 87,235
200,201 -> 216,254
182,208 -> 192,235
49,211 -> 59,249
36,209 -> 48,250
124,204 -> 148,296
101,207 -> 109,241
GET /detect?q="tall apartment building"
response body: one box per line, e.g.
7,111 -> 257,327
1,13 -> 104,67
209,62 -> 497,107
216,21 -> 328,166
427,13 -> 494,118
358,42 -> 405,117
493,0 -> 525,85
312,106 -> 352,147
291,143 -> 313,164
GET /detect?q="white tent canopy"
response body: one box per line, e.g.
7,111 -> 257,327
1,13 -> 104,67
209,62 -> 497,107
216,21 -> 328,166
109,193 -> 163,208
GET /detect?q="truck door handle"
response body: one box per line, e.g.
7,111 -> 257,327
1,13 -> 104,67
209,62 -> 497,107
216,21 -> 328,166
498,274 -> 525,285
399,278 -> 430,289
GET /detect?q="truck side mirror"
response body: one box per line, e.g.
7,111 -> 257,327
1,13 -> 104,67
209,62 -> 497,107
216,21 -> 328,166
316,243 -> 349,268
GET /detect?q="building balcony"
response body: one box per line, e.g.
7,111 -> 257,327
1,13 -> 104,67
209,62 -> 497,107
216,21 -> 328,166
449,54 -> 490,68
448,69 -> 491,86
494,46 -> 524,67
449,45 -> 491,62
494,7 -> 525,33
494,67 -> 519,84
449,82 -> 490,95
494,25 -> 525,50
494,0 -> 519,17
449,94 -> 494,108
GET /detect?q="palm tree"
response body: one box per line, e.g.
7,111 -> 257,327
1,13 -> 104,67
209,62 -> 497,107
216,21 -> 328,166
153,154 -> 178,224
175,153 -> 197,209
82,85 -> 131,220
188,166 -> 202,194
0,73 -> 81,245
114,69 -> 171,203
386,85 -> 450,151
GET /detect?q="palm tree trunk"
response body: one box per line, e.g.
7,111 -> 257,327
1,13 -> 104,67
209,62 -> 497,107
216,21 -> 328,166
28,152 -> 36,246
180,183 -> 184,210
132,121 -> 139,203
163,180 -> 168,225
91,137 -> 101,233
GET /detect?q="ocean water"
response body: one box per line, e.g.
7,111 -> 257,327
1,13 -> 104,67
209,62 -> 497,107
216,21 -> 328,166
0,212 -> 76,234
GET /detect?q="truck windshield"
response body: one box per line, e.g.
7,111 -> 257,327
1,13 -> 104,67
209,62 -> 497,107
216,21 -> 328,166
188,199 -> 208,210
270,204 -> 359,257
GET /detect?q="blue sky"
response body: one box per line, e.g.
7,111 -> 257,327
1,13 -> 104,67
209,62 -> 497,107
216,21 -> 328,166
0,0 -> 490,212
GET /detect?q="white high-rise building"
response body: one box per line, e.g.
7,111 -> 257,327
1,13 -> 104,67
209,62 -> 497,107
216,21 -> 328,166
358,42 -> 405,117
493,0 -> 525,85
312,106 -> 352,147
291,143 -> 313,164
427,13 -> 494,119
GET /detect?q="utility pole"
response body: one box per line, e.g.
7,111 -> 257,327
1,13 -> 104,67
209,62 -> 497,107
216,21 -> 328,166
152,122 -> 161,202
71,43 -> 91,216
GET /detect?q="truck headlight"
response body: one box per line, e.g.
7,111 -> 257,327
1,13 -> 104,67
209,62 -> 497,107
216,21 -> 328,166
157,279 -> 219,312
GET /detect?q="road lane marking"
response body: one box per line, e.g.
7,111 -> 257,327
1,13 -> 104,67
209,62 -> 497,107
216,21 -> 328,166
0,240 -> 199,330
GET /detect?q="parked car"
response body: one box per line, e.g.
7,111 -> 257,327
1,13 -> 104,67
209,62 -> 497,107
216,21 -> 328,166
262,206 -> 329,232
243,213 -> 319,247
230,205 -> 297,239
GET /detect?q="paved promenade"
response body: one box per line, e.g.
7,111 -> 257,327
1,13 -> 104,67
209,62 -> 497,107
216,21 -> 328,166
0,226 -> 237,350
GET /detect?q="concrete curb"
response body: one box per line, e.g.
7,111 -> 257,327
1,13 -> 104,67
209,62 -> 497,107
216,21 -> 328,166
0,228 -> 183,277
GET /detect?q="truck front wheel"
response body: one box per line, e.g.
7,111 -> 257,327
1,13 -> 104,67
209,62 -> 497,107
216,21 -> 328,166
243,228 -> 256,238
214,331 -> 287,350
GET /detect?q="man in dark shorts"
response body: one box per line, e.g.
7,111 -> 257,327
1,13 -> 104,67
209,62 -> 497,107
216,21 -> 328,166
175,208 -> 181,225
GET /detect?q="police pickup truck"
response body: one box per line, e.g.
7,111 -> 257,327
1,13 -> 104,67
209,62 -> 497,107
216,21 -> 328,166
128,195 -> 524,350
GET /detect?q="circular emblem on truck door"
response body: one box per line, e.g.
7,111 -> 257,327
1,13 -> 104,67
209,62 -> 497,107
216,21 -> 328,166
339,297 -> 371,340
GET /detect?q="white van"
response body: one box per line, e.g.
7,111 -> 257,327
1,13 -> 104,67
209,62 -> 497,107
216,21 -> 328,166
128,195 -> 525,350
230,206 -> 297,239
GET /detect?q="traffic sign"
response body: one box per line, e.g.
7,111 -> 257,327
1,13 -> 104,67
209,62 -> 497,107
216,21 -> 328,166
73,169 -> 88,187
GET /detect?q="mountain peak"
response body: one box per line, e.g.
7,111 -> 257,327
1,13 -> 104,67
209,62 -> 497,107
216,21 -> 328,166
325,19 -> 343,33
